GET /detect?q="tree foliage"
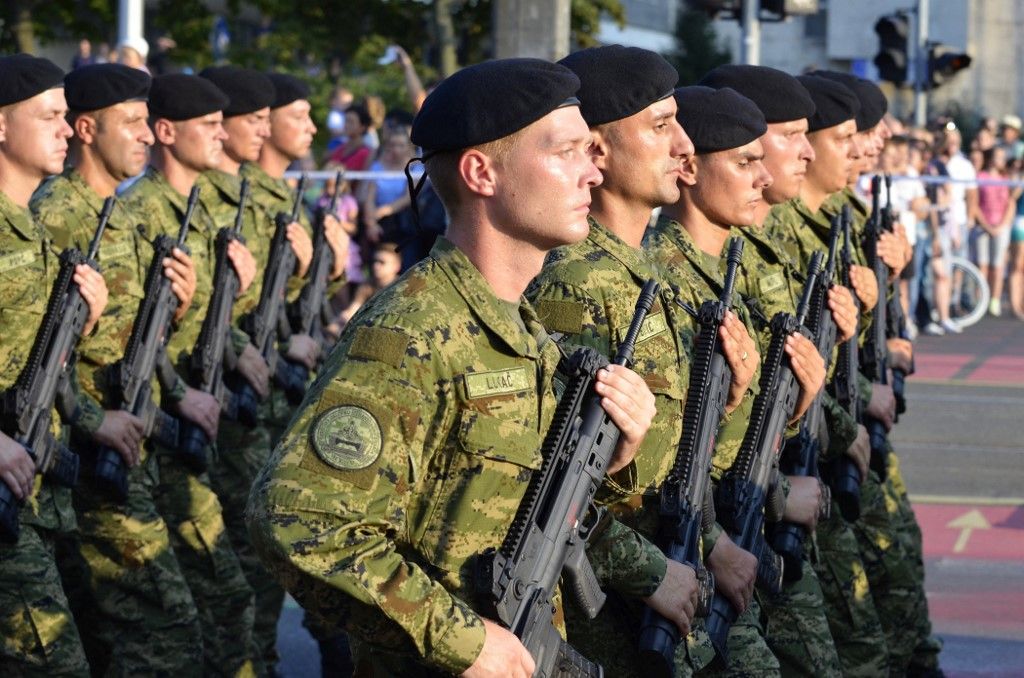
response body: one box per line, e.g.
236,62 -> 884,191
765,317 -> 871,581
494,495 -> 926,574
664,6 -> 731,86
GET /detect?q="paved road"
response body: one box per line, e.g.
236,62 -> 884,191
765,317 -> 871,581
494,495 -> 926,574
274,316 -> 1024,676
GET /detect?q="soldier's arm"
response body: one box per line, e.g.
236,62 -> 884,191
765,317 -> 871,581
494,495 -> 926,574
584,516 -> 666,598
249,330 -> 487,674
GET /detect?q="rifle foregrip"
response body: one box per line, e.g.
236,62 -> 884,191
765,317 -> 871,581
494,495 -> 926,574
865,418 -> 889,480
0,481 -> 21,543
46,444 -> 79,488
829,457 -> 862,522
756,541 -> 784,595
94,447 -> 129,502
555,638 -> 604,678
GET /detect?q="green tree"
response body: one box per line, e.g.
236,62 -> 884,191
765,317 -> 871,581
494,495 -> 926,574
664,5 -> 731,85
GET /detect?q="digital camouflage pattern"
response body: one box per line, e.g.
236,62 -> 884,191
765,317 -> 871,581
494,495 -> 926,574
644,215 -> 779,676
121,168 -> 258,677
248,238 -> 668,675
31,169 -> 204,676
198,168 -> 286,671
527,217 -> 699,674
0,191 -> 88,676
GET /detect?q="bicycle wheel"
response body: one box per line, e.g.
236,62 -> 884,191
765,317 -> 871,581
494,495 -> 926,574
949,256 -> 990,328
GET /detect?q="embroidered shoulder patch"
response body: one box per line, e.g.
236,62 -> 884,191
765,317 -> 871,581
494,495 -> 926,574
464,366 -> 531,399
0,250 -> 35,274
350,326 -> 410,368
535,299 -> 584,335
310,406 -> 382,471
759,272 -> 785,295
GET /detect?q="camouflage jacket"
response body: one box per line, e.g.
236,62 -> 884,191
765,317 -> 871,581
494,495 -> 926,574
120,167 -> 219,370
0,190 -> 78,531
249,238 -> 666,674
644,214 -> 757,478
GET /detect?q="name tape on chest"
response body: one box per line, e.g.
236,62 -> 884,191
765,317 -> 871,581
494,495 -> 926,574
464,366 -> 532,399
311,406 -> 383,471
99,240 -> 133,262
758,272 -> 786,295
618,311 -> 668,345
0,249 -> 36,274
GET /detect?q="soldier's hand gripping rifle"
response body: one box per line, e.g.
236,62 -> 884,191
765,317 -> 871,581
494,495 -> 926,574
881,174 -> 913,417
288,169 -> 342,348
93,189 -> 197,499
0,199 -> 109,541
477,280 -> 660,678
179,180 -> 250,465
237,175 -> 309,423
706,252 -> 823,659
829,206 -> 865,521
772,233 -> 838,581
860,175 -> 890,481
636,243 -> 751,676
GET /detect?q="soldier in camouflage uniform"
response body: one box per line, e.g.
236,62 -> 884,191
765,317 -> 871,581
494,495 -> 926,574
764,74 -> 903,676
31,63 -> 205,677
247,58 -> 678,677
0,54 -> 109,677
811,71 -> 942,677
120,73 -> 261,677
698,65 -> 877,677
527,46 -> 755,677
649,84 -> 831,677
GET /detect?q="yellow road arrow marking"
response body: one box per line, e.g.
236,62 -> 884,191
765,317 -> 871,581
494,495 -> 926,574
947,508 -> 992,553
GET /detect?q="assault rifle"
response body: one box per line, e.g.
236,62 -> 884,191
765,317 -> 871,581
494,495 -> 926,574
180,180 -> 249,464
477,280 -> 659,678
772,223 -> 840,580
881,174 -> 913,417
706,252 -> 823,659
829,207 -> 865,521
288,169 -> 341,346
93,189 -> 197,498
636,243 -> 749,676
237,175 -> 308,423
0,199 -> 109,540
860,175 -> 890,481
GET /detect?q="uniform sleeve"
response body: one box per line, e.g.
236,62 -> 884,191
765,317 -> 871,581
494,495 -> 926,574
249,332 -> 487,674
821,391 -> 857,462
585,516 -> 666,598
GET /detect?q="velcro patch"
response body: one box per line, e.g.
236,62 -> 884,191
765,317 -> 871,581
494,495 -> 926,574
535,299 -> 584,335
99,240 -> 133,261
759,272 -> 785,295
464,366 -> 531,399
310,406 -> 382,471
0,250 -> 35,274
619,311 -> 668,345
350,326 -> 410,368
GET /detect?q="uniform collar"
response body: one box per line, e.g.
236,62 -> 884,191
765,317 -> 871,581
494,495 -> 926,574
198,168 -> 242,205
62,168 -> 132,230
0,189 -> 41,241
240,162 -> 290,202
655,214 -> 727,292
585,216 -> 656,282
430,237 -> 540,359
139,166 -> 212,234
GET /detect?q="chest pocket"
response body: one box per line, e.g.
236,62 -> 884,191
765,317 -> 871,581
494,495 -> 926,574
0,242 -> 44,311
416,408 -> 542,578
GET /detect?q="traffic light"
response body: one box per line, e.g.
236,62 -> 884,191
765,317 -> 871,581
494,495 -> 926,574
928,44 -> 972,88
874,13 -> 910,85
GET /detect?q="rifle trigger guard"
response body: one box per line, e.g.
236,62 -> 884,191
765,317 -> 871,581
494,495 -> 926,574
577,504 -> 609,544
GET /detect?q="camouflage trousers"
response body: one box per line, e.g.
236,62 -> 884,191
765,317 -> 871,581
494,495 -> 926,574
760,556 -> 842,677
152,446 -> 257,677
212,415 -> 286,674
691,597 -> 780,678
854,452 -> 941,676
812,499 -> 889,677
59,450 -> 203,677
0,512 -> 88,676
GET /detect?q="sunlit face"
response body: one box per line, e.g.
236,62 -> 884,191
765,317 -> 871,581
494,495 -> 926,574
489,105 -> 602,251
222,108 -> 271,164
371,248 -> 402,286
688,139 -> 773,227
760,119 -> 814,204
168,111 -> 228,171
595,96 -> 694,209
269,99 -> 316,160
85,101 -> 154,180
0,88 -> 73,177
806,118 -> 857,195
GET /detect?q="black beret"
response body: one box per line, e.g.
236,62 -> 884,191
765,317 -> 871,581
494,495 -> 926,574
149,73 -> 229,121
0,54 -> 64,107
674,86 -> 767,154
64,63 -> 150,112
411,58 -> 579,152
199,66 -> 274,117
809,71 -> 887,131
266,73 -> 309,109
796,75 -> 860,133
698,64 -> 815,124
559,45 -> 678,127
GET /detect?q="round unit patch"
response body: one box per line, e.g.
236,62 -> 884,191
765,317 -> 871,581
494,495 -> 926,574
311,406 -> 382,471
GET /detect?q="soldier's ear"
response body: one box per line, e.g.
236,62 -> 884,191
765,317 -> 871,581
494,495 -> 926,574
152,117 -> 177,146
679,155 -> 698,187
73,113 -> 98,145
459,148 -> 497,198
589,127 -> 610,171
0,109 -> 7,144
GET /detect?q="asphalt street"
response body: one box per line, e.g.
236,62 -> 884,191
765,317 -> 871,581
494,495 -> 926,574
273,316 -> 1024,676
